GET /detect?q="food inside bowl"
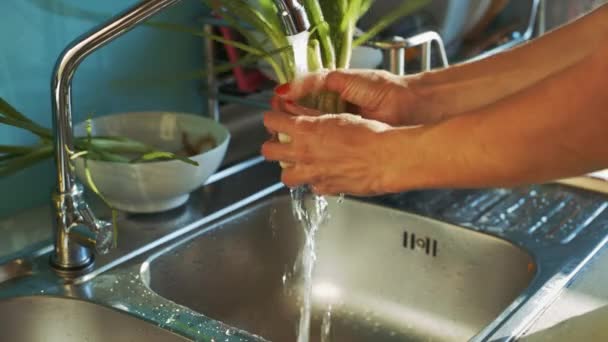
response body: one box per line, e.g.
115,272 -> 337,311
178,132 -> 217,157
74,131 -> 217,166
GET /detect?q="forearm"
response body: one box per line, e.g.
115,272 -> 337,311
408,4 -> 608,122
388,39 -> 608,191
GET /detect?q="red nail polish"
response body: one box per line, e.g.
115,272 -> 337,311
275,83 -> 291,96
285,99 -> 295,106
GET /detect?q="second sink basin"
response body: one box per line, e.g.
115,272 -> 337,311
0,296 -> 187,342
144,194 -> 535,341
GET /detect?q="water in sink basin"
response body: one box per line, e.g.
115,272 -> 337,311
145,194 -> 535,341
0,296 -> 187,342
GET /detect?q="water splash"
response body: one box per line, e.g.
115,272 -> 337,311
320,305 -> 333,342
286,31 -> 310,79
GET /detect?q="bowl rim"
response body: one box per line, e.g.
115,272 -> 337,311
73,111 -> 230,166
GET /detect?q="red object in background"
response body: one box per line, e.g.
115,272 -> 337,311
216,25 -> 268,93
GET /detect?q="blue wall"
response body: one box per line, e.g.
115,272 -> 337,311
0,0 -> 205,217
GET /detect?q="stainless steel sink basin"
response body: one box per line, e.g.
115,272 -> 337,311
0,296 -> 187,342
144,194 -> 535,341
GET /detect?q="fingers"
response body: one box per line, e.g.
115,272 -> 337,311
275,70 -> 329,101
275,69 -> 394,109
260,143 -> 322,188
263,111 -> 297,136
326,69 -> 391,108
261,141 -> 295,162
281,165 -> 320,188
270,95 -> 322,117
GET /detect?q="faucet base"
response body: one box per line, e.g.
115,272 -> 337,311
50,254 -> 95,279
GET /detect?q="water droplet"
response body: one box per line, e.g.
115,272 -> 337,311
337,193 -> 345,203
225,329 -> 233,336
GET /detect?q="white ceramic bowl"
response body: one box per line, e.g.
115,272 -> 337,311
73,112 -> 230,213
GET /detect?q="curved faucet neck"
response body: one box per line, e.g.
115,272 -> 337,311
50,0 -> 182,273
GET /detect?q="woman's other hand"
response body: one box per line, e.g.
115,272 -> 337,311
261,111 -> 407,196
271,69 -> 427,126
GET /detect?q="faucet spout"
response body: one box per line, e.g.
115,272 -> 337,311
50,0 -> 182,273
274,0 -> 310,35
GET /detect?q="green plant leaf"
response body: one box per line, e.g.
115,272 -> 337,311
0,97 -> 36,124
202,0 -> 291,81
0,145 -> 36,154
0,116 -> 53,140
111,45 -> 290,89
354,0 -> 431,47
0,145 -> 53,177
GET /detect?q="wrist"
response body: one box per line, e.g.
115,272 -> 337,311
376,126 -> 433,193
404,73 -> 447,124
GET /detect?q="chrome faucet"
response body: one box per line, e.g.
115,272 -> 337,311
50,0 -> 182,274
274,0 -> 310,35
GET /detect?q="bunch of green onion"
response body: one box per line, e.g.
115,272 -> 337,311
194,0 -> 430,112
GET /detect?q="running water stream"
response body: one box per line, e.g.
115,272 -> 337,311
284,31 -> 331,342
290,186 -> 328,342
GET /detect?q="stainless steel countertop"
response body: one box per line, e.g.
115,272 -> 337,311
2,163 -> 608,340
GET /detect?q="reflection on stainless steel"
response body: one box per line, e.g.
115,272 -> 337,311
0,259 -> 32,284
467,0 -> 543,62
377,185 -> 608,341
145,194 -> 534,341
0,162 -> 283,342
50,0 -> 181,272
0,296 -> 187,342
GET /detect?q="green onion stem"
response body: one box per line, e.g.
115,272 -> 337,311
303,0 -> 336,70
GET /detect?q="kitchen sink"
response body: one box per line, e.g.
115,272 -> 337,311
0,296 -> 187,342
144,194 -> 535,341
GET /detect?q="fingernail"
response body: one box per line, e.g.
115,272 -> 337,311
275,83 -> 291,96
285,99 -> 295,106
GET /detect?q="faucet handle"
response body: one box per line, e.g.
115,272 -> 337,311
71,202 -> 114,255
91,218 -> 113,255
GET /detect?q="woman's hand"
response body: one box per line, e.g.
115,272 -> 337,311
261,111 -> 403,196
271,69 -> 427,126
